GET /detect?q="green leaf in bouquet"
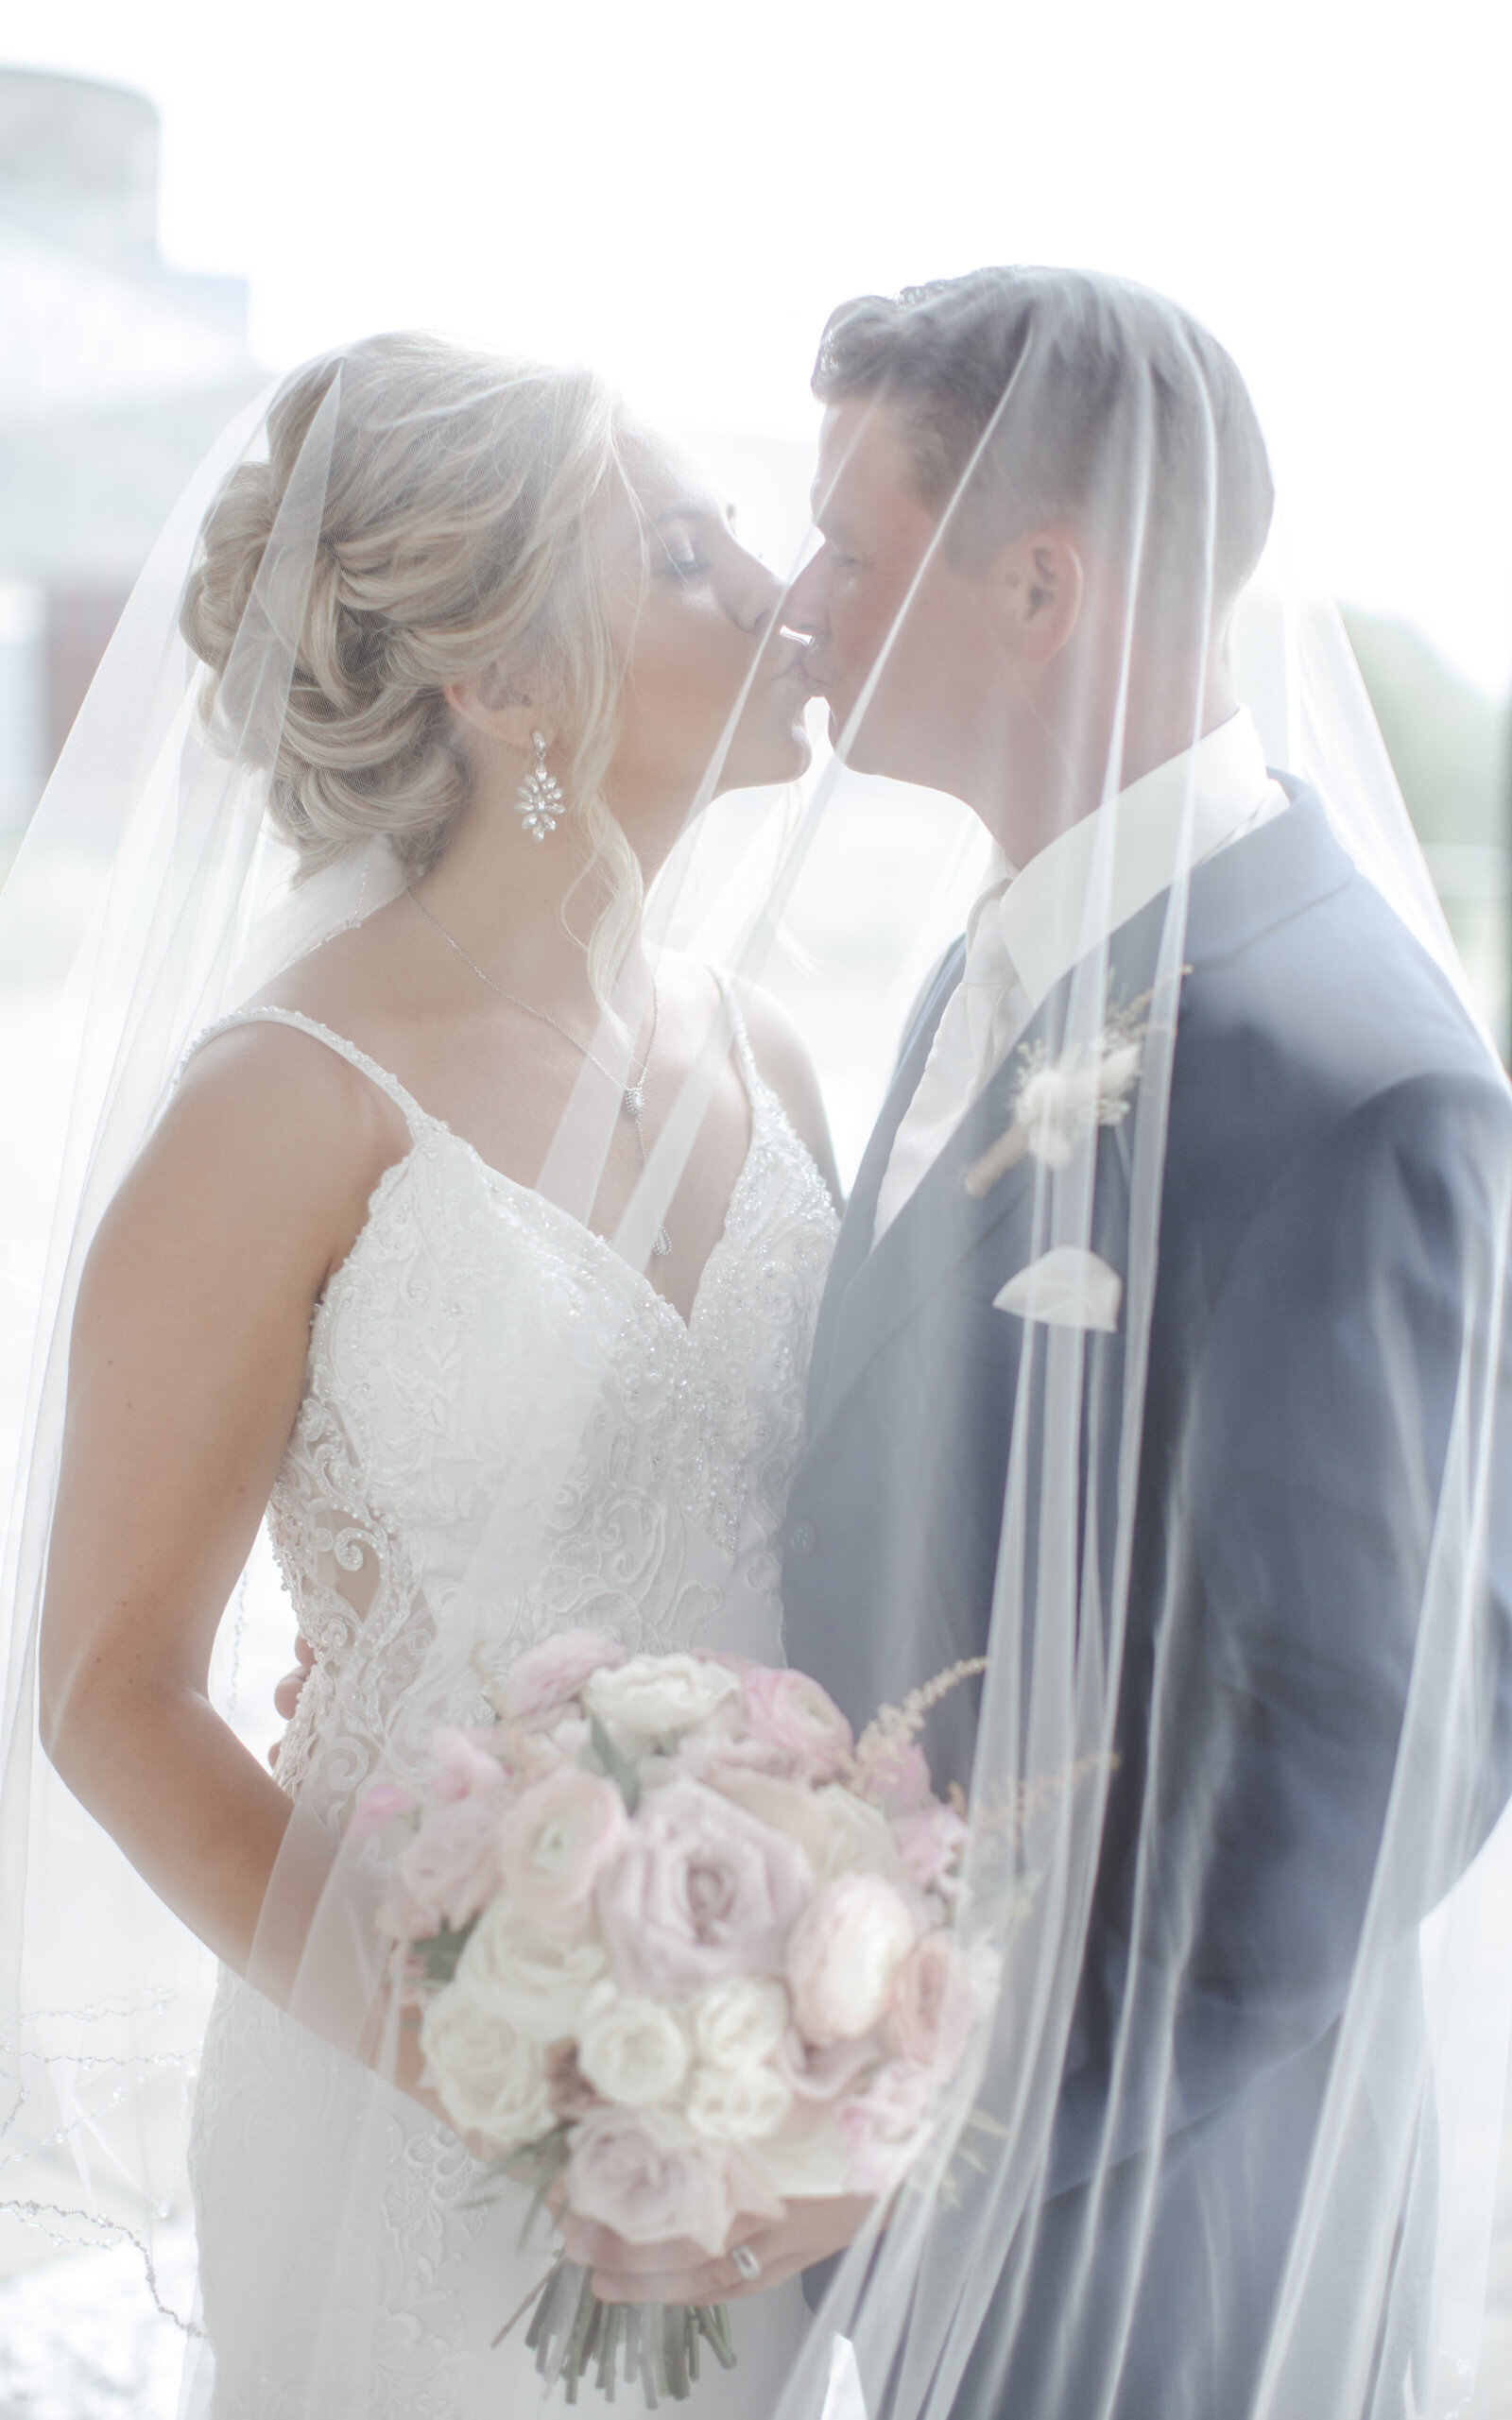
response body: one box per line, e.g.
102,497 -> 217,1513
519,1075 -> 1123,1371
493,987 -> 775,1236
415,1915 -> 480,1986
588,1713 -> 641,1814
461,2117 -> 569,2214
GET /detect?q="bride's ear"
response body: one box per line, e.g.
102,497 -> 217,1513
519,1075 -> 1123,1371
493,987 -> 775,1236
444,660 -> 556,753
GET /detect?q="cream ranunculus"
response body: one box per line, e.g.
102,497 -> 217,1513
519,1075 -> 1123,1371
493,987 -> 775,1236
455,1897 -> 607,2042
809,1785 -> 908,1886
585,1653 -> 739,1743
419,1983 -> 554,2150
786,1873 -> 919,2047
576,1984 -> 691,2107
684,2061 -> 793,2143
690,1977 -> 790,2072
705,1773 -> 902,1888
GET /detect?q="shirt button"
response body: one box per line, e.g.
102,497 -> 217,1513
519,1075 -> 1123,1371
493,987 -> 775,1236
787,1517 -> 817,1558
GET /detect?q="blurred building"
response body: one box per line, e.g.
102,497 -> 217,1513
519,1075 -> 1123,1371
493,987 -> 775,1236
0,65 -> 266,833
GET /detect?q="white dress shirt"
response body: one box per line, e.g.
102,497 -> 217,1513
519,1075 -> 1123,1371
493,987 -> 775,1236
871,710 -> 1285,1244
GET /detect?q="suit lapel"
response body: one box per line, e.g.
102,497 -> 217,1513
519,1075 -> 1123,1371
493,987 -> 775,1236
805,787 -> 1353,1451
808,1001 -> 1057,1440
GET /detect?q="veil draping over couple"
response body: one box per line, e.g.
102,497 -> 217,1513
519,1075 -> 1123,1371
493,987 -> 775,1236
4,265 -> 1512,2420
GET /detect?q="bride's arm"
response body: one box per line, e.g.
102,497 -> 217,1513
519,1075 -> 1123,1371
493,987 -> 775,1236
38,1024 -> 404,1980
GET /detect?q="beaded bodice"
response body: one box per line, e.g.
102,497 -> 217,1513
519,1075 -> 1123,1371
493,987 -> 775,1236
191,999 -> 837,1823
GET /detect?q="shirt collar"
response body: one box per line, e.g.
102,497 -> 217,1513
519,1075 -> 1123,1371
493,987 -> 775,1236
980,709 -> 1274,1017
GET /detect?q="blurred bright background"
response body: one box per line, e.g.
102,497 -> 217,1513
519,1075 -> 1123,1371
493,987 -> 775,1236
1,1 -> 1510,2409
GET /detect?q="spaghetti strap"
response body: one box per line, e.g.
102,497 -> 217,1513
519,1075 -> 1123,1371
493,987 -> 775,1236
713,971 -> 764,1102
183,1007 -> 434,1136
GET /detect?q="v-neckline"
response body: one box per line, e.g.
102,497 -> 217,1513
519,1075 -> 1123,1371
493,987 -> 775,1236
432,1109 -> 764,1341
196,1001 -> 768,1339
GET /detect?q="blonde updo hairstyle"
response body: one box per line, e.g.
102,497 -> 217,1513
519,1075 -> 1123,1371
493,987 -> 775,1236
180,333 -> 643,997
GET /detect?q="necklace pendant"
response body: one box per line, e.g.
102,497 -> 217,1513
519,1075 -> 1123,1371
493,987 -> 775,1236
652,1226 -> 673,1259
622,1085 -> 645,1122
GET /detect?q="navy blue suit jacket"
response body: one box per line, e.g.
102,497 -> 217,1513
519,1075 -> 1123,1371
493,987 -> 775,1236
782,788 -> 1512,2412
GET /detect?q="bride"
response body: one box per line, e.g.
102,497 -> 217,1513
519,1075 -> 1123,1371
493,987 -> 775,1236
35,333 -> 841,2416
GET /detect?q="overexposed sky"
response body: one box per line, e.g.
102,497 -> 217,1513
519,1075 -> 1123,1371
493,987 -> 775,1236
9,0 -> 1512,694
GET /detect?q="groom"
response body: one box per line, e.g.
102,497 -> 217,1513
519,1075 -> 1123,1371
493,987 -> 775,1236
773,267 -> 1512,2414
582,268 -> 1512,2411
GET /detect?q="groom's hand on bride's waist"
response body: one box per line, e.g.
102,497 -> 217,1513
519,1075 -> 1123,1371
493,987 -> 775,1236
560,2193 -> 875,2305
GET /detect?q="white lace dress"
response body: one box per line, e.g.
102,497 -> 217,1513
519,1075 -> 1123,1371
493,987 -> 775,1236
181,1003 -> 838,2420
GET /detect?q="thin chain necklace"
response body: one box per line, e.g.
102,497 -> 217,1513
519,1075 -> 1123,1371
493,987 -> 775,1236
404,885 -> 671,1256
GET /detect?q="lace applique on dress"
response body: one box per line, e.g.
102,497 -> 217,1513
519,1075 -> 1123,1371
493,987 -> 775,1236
183,994 -> 836,2418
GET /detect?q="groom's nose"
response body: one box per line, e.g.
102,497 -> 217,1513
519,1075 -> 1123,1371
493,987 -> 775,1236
781,547 -> 828,637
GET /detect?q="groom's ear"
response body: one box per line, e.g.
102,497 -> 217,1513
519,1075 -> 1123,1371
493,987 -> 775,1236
989,528 -> 1084,665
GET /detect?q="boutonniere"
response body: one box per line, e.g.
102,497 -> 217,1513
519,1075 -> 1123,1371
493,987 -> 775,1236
963,978 -> 1178,1202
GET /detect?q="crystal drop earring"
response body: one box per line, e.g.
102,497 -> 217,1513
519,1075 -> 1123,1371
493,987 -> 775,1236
515,729 -> 565,842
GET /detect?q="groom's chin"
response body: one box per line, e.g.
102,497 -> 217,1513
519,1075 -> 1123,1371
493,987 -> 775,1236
821,697 -> 874,771
826,709 -> 895,781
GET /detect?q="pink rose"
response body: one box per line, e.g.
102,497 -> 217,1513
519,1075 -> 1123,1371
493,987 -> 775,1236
349,1781 -> 417,1842
885,1931 -> 976,2075
596,1778 -> 812,2000
838,2059 -> 936,2195
496,1629 -> 627,1727
497,1766 -> 627,1936
564,2105 -> 780,2256
737,1669 -> 854,1781
892,1802 -> 969,1899
383,1794 -> 507,1936
430,1725 -> 511,1804
786,1873 -> 918,2047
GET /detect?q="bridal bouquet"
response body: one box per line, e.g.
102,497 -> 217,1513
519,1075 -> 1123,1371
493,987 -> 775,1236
357,1633 -> 990,2406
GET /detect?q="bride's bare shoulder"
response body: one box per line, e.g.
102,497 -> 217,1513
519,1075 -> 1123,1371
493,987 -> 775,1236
179,898 -> 418,1163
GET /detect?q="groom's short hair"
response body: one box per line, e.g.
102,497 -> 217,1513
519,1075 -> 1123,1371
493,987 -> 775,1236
813,267 -> 1274,621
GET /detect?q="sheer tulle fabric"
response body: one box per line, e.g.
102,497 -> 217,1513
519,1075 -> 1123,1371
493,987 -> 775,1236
1,286 -> 1509,2420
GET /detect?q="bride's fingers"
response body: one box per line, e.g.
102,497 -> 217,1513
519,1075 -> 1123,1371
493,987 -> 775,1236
558,2216 -> 706,2274
273,1667 -> 307,1717
593,2257 -> 732,2304
592,2243 -> 795,2305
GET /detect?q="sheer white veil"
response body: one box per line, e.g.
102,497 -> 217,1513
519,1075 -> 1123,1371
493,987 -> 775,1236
2,275 -> 1509,2420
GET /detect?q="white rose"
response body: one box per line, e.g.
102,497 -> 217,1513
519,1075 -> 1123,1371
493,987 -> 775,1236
577,1985 -> 691,2106
685,2060 -> 793,2143
456,1897 -> 608,2042
419,1985 -> 553,2150
585,1653 -> 739,1742
690,1977 -> 790,2072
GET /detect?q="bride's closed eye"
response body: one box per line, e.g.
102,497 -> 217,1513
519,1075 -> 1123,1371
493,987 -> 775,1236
650,508 -> 714,581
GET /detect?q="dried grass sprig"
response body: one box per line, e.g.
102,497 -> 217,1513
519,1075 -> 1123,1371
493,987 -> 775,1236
849,1656 -> 989,1798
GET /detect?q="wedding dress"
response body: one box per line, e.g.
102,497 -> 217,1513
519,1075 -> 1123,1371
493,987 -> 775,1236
180,993 -> 837,2420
